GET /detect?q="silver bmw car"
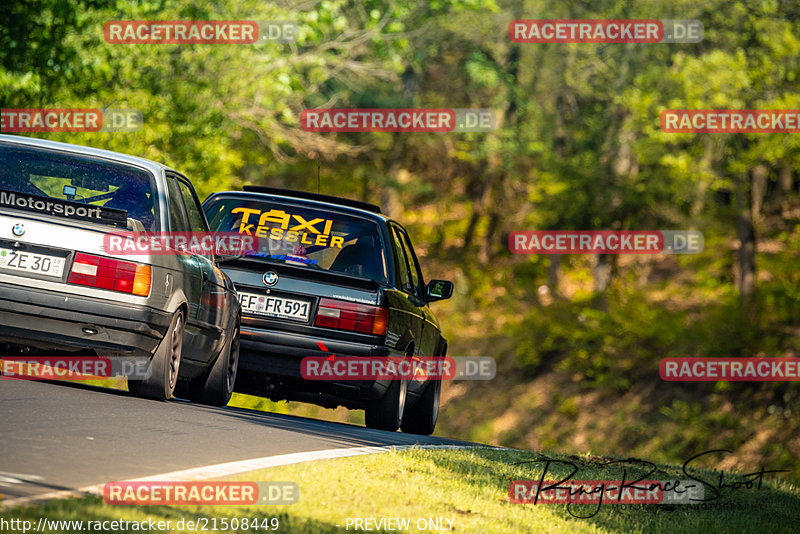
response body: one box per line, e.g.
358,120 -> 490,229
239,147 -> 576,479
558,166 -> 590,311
0,135 -> 241,404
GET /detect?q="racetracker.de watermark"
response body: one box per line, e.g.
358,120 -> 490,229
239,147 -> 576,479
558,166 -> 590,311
1,357 -> 112,380
104,21 -> 298,44
660,358 -> 800,381
1,356 -> 160,381
1,108 -> 142,132
509,230 -> 704,254
661,110 -> 800,133
103,481 -> 298,505
509,20 -> 703,43
300,356 -> 496,381
104,231 -> 256,256
300,108 -> 496,132
508,479 -> 704,505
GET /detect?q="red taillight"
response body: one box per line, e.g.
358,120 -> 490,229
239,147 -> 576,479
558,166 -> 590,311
68,253 -> 152,297
315,298 -> 388,335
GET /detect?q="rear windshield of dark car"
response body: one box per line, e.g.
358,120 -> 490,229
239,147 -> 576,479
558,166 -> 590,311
0,143 -> 159,231
204,197 -> 389,283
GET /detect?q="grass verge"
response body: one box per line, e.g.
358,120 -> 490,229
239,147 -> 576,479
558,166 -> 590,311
3,447 -> 800,533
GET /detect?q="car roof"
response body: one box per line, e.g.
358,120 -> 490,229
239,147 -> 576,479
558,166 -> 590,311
0,134 -> 173,177
207,188 -> 392,223
242,185 -> 382,214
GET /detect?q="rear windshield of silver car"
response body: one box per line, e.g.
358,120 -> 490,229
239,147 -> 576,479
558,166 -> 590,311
205,198 -> 389,284
0,143 -> 159,231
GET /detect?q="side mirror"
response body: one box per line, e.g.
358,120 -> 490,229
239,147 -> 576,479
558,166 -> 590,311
425,280 -> 453,302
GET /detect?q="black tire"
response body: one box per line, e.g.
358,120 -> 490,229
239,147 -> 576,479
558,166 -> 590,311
365,375 -> 408,431
128,309 -> 184,401
400,378 -> 441,435
186,320 -> 240,407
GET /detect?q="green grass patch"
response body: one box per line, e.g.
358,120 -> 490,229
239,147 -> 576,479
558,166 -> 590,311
3,448 -> 799,533
227,393 -> 365,426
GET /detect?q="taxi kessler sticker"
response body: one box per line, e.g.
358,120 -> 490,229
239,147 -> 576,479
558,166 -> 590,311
232,207 -> 344,248
0,190 -> 128,227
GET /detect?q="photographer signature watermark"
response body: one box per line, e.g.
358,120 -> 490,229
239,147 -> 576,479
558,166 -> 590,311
508,449 -> 788,518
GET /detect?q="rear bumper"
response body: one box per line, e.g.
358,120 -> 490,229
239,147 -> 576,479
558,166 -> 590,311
237,325 -> 396,409
0,283 -> 172,356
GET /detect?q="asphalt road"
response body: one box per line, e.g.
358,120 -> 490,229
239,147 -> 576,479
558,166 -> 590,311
0,380 -> 471,506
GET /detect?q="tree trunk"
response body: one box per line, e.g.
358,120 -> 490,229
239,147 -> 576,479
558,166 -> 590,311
479,42 -> 520,264
479,210 -> 500,264
751,164 -> 767,224
736,169 -> 757,318
779,164 -> 793,216
380,164 -> 402,220
463,206 -> 480,250
593,254 -> 613,311
547,256 -> 560,295
779,164 -> 792,193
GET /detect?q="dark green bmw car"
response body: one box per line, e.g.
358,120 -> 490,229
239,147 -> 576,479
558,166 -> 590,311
203,186 -> 453,434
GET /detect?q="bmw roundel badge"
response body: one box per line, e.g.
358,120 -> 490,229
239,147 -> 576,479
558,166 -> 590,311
263,270 -> 279,287
12,223 -> 26,237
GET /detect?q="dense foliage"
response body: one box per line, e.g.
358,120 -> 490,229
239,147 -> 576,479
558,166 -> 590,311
3,0 -> 799,475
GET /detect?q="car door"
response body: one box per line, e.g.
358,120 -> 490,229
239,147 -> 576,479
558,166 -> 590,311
167,173 -> 226,363
395,225 -> 442,359
388,223 -> 426,355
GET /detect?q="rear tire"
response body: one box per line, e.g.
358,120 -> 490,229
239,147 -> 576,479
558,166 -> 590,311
365,375 -> 407,431
187,320 -> 240,407
128,309 -> 184,401
400,378 -> 441,435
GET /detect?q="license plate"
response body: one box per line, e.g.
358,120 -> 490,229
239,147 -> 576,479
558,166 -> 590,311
238,292 -> 310,322
0,248 -> 66,278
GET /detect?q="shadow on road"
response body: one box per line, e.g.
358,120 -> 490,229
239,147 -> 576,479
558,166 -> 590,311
23,379 -> 473,448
